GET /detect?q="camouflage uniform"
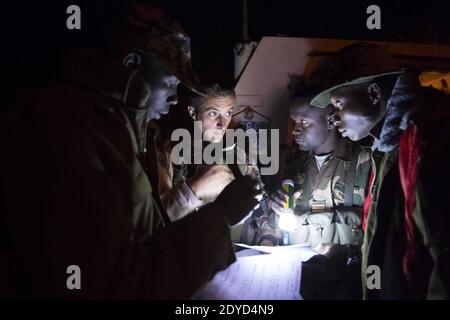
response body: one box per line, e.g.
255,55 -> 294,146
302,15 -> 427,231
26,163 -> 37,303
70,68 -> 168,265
361,73 -> 450,300
308,42 -> 450,299
165,143 -> 262,219
2,1 -> 235,299
244,136 -> 371,247
167,141 -> 267,244
287,137 -> 370,211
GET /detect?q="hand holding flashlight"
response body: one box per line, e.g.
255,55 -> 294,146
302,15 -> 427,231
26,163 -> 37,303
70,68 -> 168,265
277,179 -> 297,231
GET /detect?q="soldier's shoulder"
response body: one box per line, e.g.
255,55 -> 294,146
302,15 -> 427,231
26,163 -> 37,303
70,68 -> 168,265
287,149 -> 310,165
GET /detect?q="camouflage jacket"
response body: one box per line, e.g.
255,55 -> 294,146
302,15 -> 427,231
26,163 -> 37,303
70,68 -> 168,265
168,142 -> 267,242
2,50 -> 235,298
362,73 -> 450,300
286,136 -> 371,212
242,136 -> 371,246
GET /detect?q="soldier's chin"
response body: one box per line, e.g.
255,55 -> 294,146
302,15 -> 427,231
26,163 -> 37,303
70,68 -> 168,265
210,136 -> 222,143
296,141 -> 312,152
348,132 -> 365,141
208,132 -> 225,143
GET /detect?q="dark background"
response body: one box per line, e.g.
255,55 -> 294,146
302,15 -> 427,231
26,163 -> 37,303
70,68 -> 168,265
1,0 -> 450,113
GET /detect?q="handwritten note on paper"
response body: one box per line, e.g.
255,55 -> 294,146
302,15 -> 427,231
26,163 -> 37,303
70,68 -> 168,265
195,252 -> 302,300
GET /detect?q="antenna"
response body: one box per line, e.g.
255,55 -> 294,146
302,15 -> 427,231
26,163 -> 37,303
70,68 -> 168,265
234,0 -> 257,80
242,0 -> 249,42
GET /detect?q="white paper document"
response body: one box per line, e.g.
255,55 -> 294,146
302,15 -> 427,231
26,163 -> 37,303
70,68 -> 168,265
195,244 -> 319,300
234,243 -> 319,262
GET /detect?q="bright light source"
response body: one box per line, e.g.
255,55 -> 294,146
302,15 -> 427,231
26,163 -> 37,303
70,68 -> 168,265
278,208 -> 297,231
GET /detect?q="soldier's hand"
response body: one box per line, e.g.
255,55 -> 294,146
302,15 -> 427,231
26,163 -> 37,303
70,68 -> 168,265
269,189 -> 289,214
270,189 -> 302,214
188,164 -> 234,200
259,239 -> 276,246
214,175 -> 262,226
314,243 -> 349,269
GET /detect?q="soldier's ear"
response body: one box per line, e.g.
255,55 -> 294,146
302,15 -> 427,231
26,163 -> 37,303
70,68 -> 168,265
368,83 -> 381,106
187,106 -> 197,120
326,106 -> 336,129
122,52 -> 142,69
327,118 -> 335,130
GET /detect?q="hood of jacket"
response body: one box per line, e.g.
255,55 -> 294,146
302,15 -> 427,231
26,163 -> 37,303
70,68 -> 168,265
373,72 -> 424,152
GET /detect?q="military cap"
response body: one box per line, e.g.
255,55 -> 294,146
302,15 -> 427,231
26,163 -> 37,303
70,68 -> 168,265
310,42 -> 403,108
124,0 -> 204,95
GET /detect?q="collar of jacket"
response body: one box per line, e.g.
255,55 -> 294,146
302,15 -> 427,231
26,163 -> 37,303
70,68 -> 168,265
372,71 -> 423,153
303,135 -> 351,165
330,136 -> 353,163
65,49 -> 152,110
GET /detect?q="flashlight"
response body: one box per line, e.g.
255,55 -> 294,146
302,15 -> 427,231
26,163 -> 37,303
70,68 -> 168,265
278,179 -> 297,232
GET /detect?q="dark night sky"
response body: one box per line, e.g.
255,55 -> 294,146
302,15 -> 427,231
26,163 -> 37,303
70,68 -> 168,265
154,0 -> 450,80
1,0 -> 450,99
